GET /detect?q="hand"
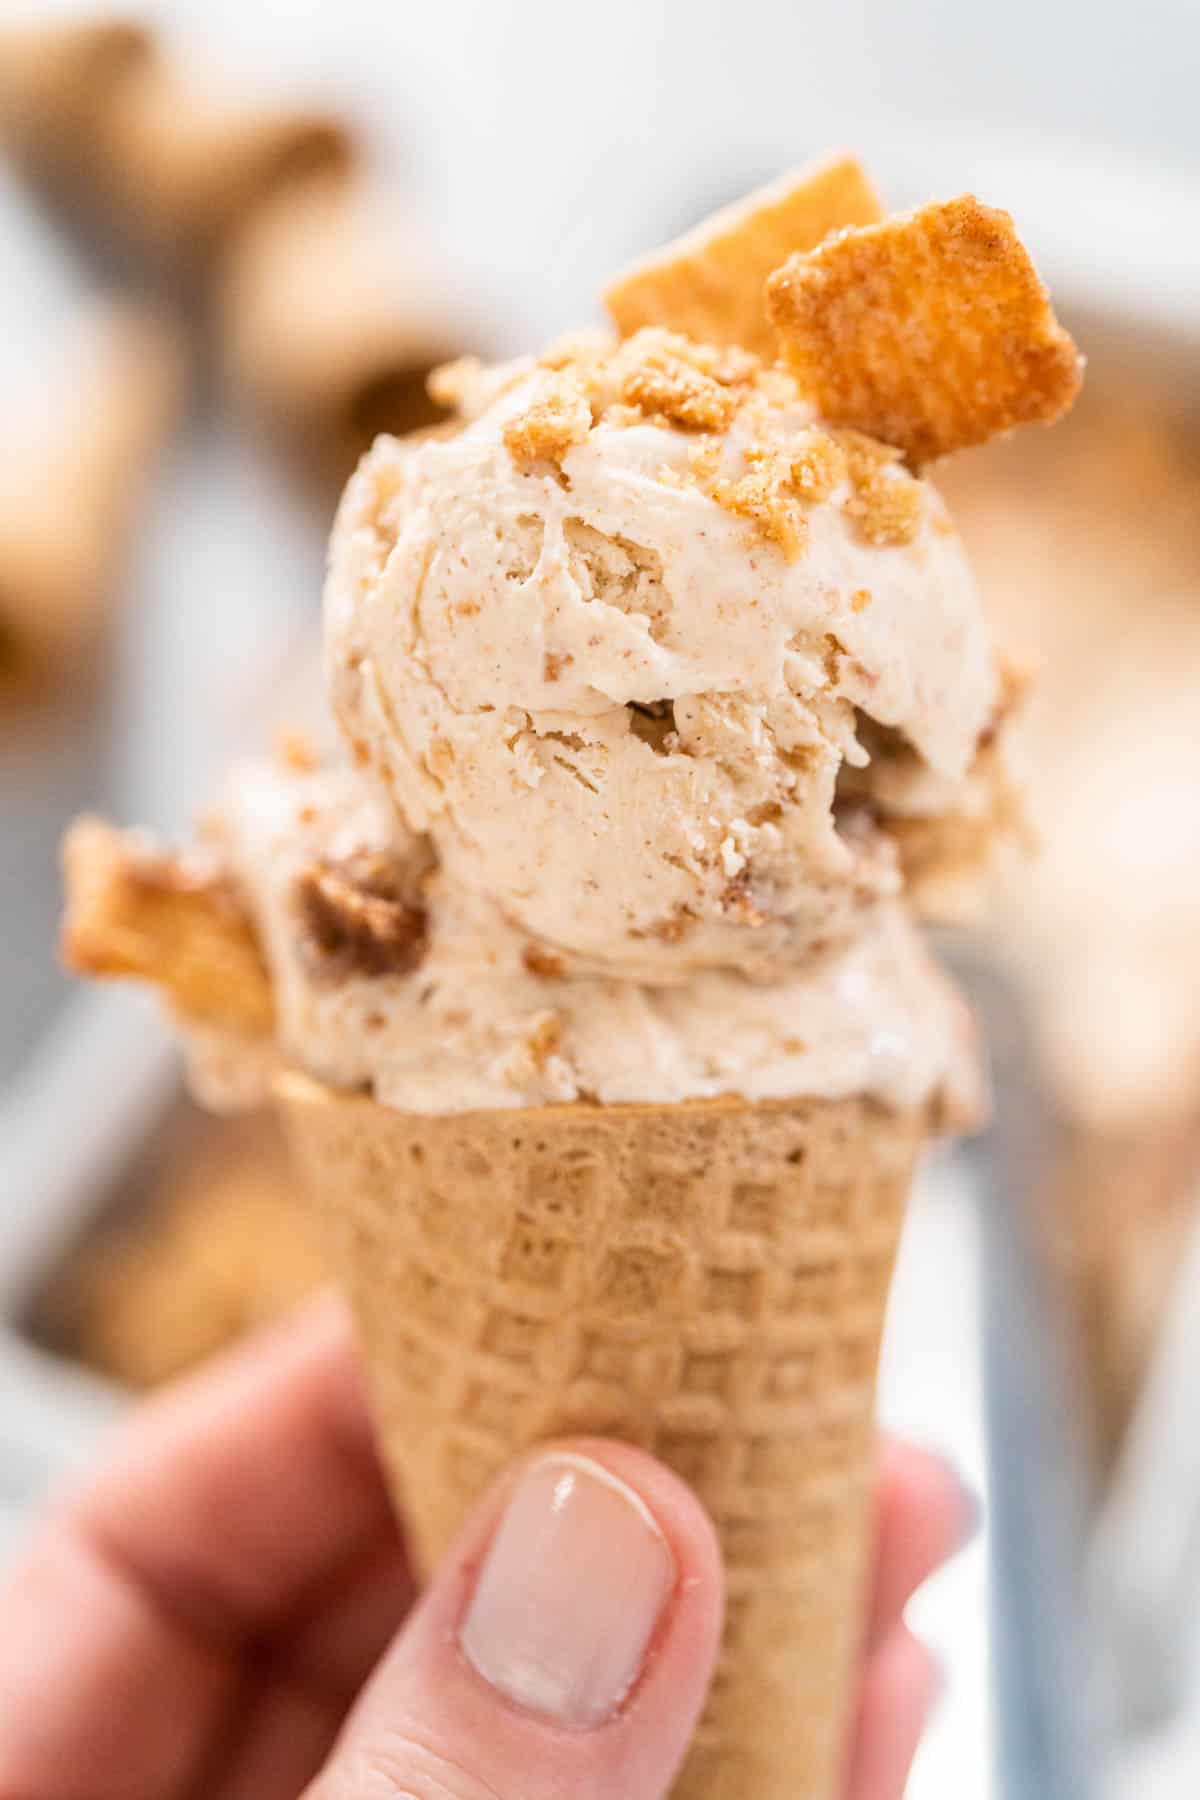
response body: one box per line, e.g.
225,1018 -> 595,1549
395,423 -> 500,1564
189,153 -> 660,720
0,1296 -> 976,1799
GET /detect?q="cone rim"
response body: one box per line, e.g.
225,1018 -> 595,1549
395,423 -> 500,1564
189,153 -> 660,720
273,1066 -> 924,1130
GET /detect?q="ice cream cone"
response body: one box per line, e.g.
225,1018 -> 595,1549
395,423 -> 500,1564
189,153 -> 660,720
0,16 -> 151,176
0,305 -> 184,704
0,15 -> 352,270
278,1069 -> 929,1800
218,171 -> 462,496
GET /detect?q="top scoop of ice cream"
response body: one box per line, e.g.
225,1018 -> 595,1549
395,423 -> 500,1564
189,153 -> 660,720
326,331 -> 997,982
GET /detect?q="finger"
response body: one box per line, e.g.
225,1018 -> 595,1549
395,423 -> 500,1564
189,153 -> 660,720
0,1296 -> 405,1800
842,1626 -> 941,1800
0,1507 -> 231,1800
865,1437 -> 979,1650
206,1527 -> 416,1800
206,1679 -> 341,1800
306,1438 -> 723,1800
67,1292 -> 399,1643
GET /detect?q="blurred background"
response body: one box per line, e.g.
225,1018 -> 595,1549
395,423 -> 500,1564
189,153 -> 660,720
1,3 -> 1198,1796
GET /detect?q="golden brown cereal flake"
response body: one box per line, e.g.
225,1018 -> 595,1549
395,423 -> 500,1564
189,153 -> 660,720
603,154 -> 884,358
706,425 -> 847,561
295,851 -> 427,979
60,818 -> 274,1035
838,431 -> 924,545
774,427 -> 847,502
503,369 -> 592,468
765,196 -> 1082,465
711,458 -> 809,562
611,329 -> 750,433
537,328 -> 614,381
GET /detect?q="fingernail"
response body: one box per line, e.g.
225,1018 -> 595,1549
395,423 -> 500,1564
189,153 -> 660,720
460,1451 -> 676,1728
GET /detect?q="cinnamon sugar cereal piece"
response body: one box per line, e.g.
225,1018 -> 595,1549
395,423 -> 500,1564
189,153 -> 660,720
295,850 -> 427,979
503,368 -> 592,467
779,427 -> 847,502
60,817 -> 274,1034
537,328 -> 614,380
711,456 -> 808,562
610,329 -> 757,432
838,430 -> 924,545
708,426 -> 847,561
603,154 -> 883,358
766,196 -> 1082,465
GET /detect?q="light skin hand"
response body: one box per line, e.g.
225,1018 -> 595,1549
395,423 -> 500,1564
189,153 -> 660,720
0,1296 -> 975,1800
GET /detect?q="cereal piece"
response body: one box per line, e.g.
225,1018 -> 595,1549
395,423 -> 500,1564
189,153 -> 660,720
60,817 -> 274,1035
537,328 -> 614,378
774,427 -> 847,502
603,154 -> 883,358
766,196 -> 1082,464
839,430 -> 924,545
504,369 -> 591,467
711,458 -> 808,562
295,851 -> 427,979
708,426 -> 847,561
611,329 -> 752,432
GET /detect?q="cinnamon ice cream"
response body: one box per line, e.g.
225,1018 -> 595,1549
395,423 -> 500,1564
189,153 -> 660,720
64,181 -> 1077,1127
328,334 -> 996,982
167,323 -> 1011,1120
196,745 -> 978,1117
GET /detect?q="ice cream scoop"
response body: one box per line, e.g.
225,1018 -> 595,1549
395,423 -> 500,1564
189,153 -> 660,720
327,332 -> 996,984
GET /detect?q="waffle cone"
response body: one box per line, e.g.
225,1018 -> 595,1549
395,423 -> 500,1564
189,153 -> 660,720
277,1071 -> 929,1800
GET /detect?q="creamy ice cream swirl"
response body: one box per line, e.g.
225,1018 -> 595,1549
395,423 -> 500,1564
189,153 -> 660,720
326,335 -> 996,986
190,333 -> 1007,1118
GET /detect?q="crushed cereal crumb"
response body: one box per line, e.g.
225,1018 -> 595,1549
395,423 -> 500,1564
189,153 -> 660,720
295,852 -> 427,980
504,370 -> 592,468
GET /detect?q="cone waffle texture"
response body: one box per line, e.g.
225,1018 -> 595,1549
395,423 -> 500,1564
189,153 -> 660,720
278,1072 -> 928,1800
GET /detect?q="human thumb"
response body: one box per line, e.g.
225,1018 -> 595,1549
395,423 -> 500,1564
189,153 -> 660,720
304,1438 -> 724,1800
